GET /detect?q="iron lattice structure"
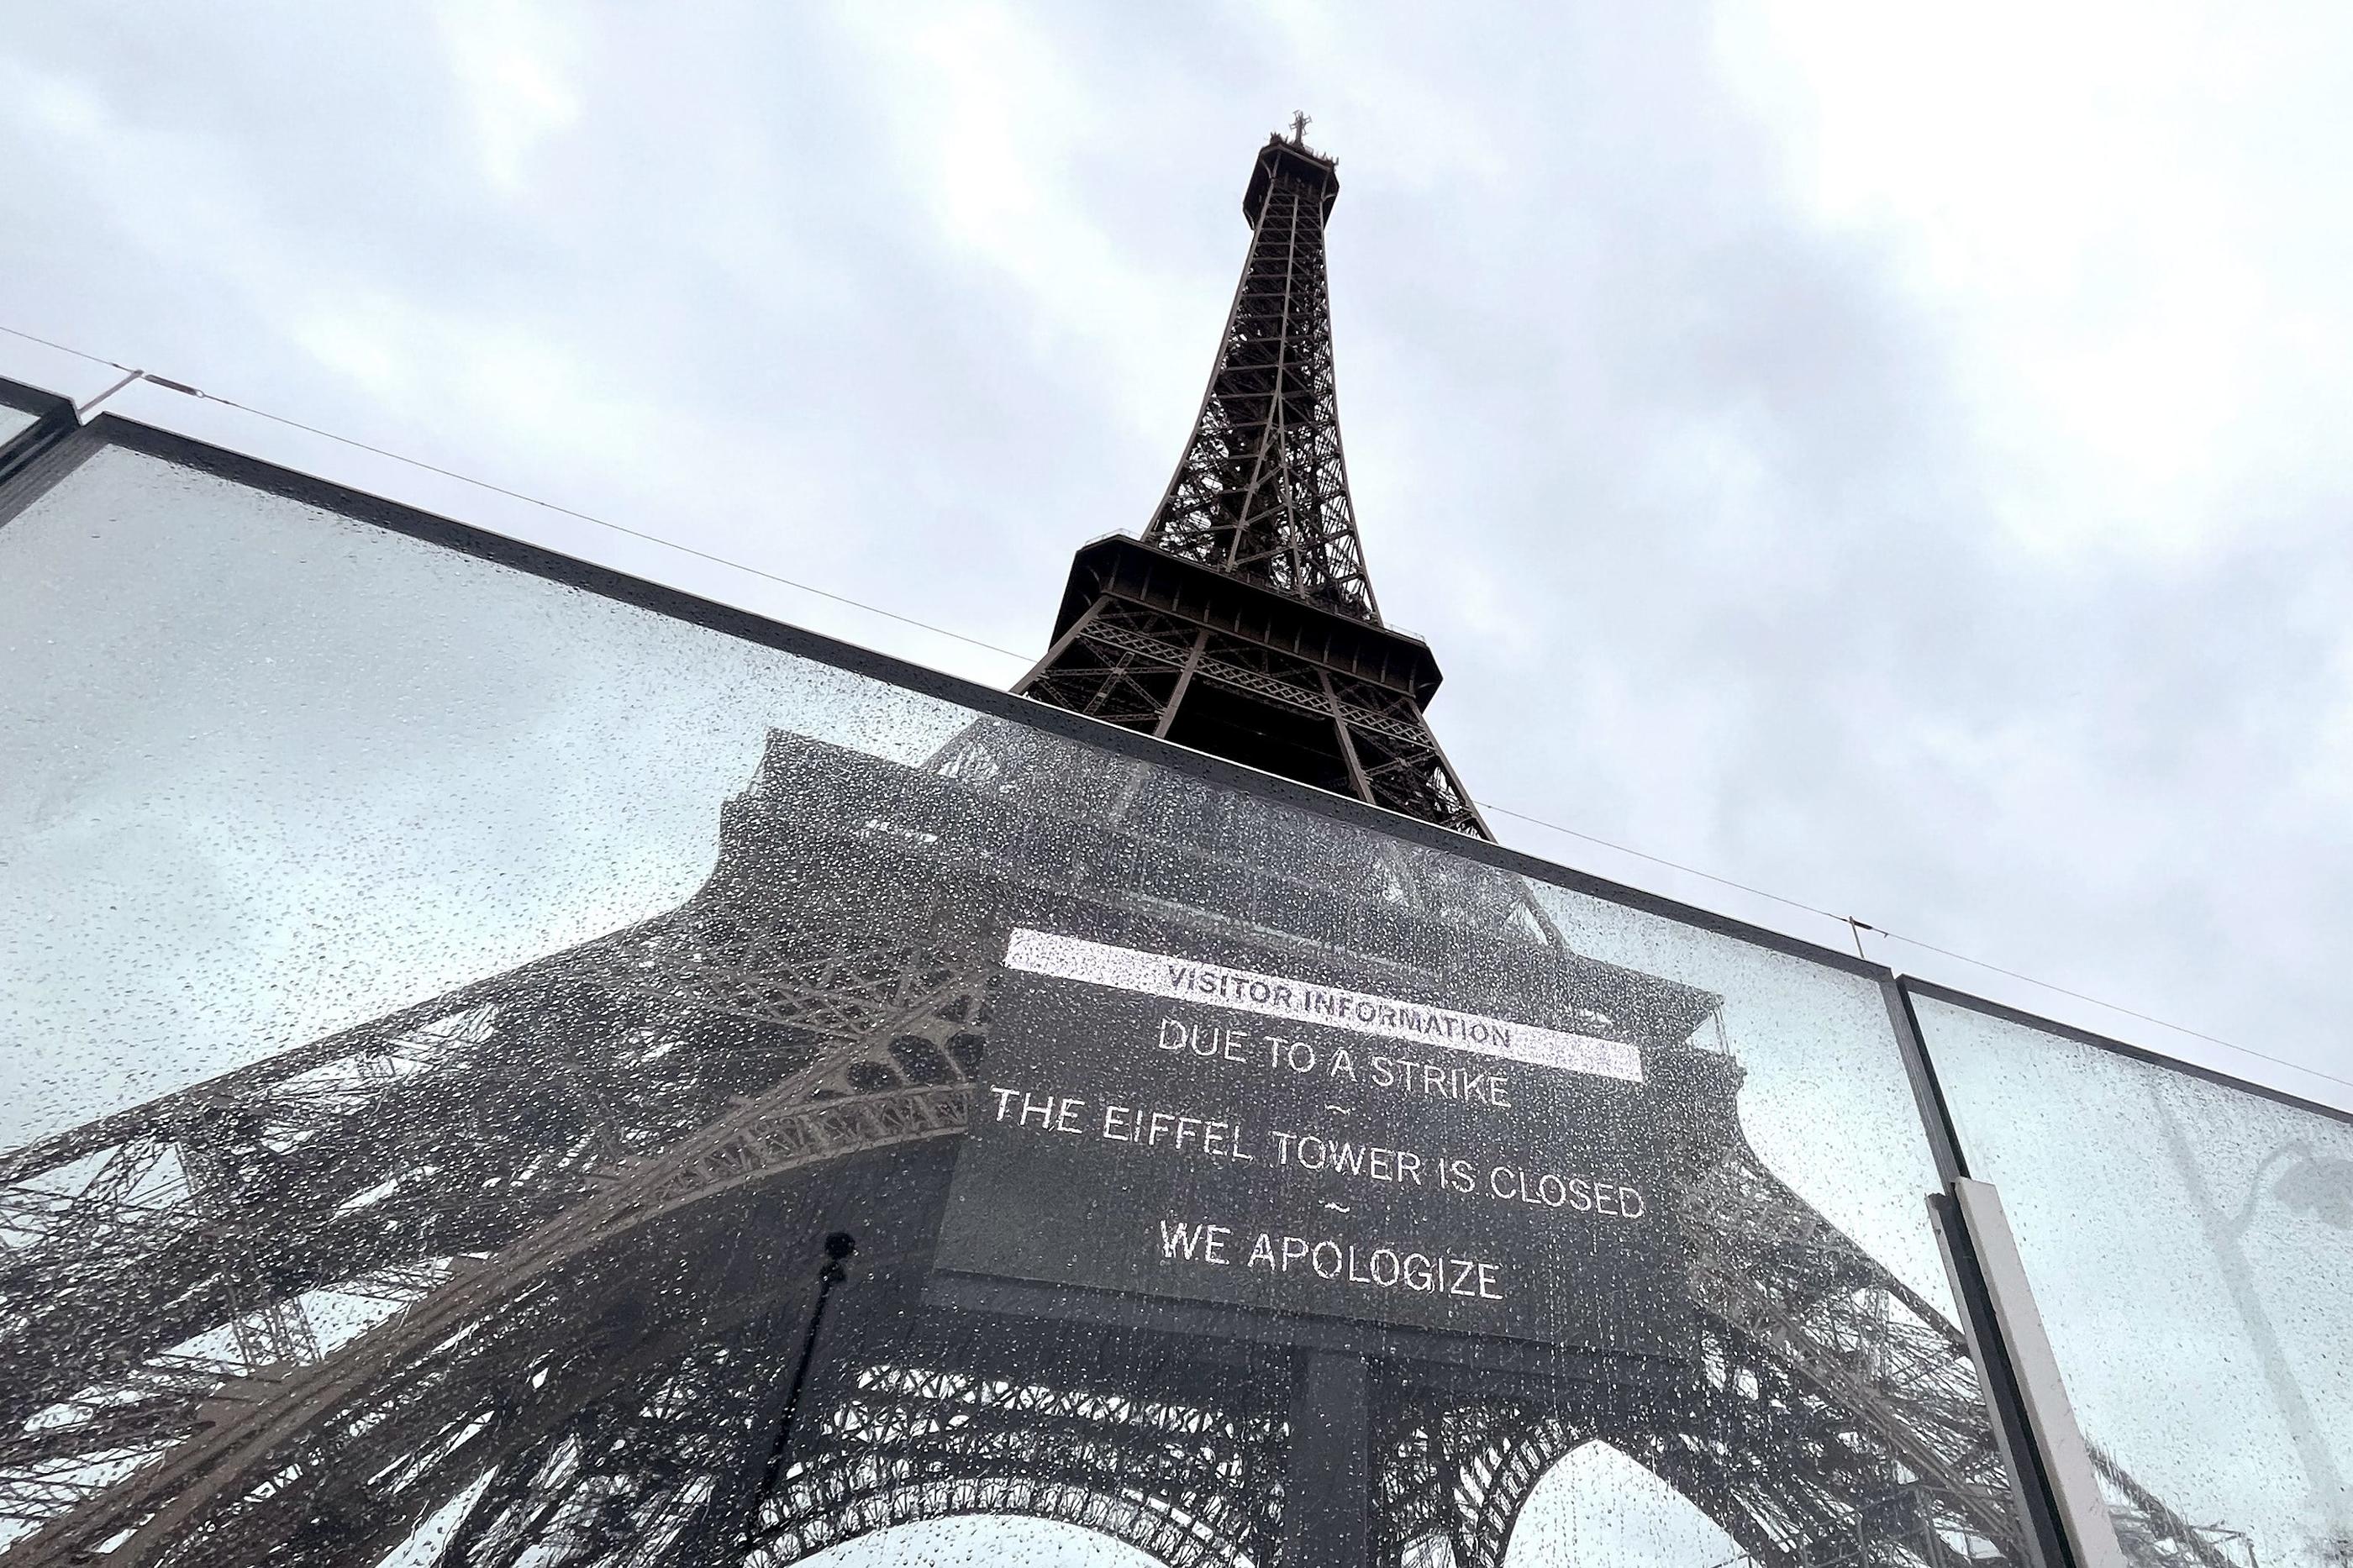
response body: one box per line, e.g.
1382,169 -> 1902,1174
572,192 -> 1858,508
1019,129 -> 1487,837
1140,132 -> 1375,620
0,128 -> 2247,1568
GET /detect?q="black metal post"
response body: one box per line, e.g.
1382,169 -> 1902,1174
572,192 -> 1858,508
740,1231 -> 856,1551
1280,1348 -> 1369,1568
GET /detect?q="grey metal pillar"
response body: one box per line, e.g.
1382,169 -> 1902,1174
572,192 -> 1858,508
1932,1177 -> 2125,1568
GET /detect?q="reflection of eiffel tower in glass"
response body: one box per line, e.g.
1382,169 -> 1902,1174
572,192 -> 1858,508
0,132 -> 2239,1568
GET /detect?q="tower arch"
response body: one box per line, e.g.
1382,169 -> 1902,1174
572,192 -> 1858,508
799,1515 -> 1170,1568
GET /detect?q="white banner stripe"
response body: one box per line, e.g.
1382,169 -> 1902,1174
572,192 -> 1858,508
1003,929 -> 1644,1084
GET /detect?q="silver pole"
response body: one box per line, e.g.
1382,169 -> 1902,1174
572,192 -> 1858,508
1947,1176 -> 2127,1568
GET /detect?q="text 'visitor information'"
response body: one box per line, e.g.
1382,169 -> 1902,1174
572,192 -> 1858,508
936,930 -> 1692,1355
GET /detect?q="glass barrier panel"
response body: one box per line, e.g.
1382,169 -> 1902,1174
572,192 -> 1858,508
1913,990 -> 2353,1568
2,429 -> 2010,1568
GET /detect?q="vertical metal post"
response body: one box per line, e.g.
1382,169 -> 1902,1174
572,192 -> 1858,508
1281,1348 -> 1369,1568
1880,978 -> 1972,1186
1934,1180 -> 2126,1568
739,1231 -> 856,1551
1929,1189 -> 2071,1568
1893,976 -> 2099,1568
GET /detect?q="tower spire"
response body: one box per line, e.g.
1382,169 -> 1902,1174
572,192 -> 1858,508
1140,124 -> 1377,623
1017,128 -> 1490,837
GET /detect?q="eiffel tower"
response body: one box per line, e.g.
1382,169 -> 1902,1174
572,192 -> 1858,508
1016,118 -> 1483,839
0,127 -> 2238,1568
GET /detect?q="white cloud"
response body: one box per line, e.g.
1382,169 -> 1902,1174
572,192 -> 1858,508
433,0 -> 582,195
1720,2 -> 2353,561
834,1 -> 1213,444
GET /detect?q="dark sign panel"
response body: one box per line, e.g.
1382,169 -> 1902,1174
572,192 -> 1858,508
939,929 -> 1692,1358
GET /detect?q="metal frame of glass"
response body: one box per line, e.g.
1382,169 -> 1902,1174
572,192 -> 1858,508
0,377 -> 76,488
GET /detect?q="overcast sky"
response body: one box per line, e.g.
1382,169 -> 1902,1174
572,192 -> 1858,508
3,1 -> 2350,1113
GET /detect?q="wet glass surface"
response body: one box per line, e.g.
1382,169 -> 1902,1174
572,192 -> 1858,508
1916,994 -> 2353,1568
0,437 -> 2045,1566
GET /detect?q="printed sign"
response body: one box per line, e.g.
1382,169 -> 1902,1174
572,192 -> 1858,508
936,929 -> 1692,1355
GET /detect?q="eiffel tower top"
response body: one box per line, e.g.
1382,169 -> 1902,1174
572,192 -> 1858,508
1140,118 -> 1377,623
1018,126 -> 1487,835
